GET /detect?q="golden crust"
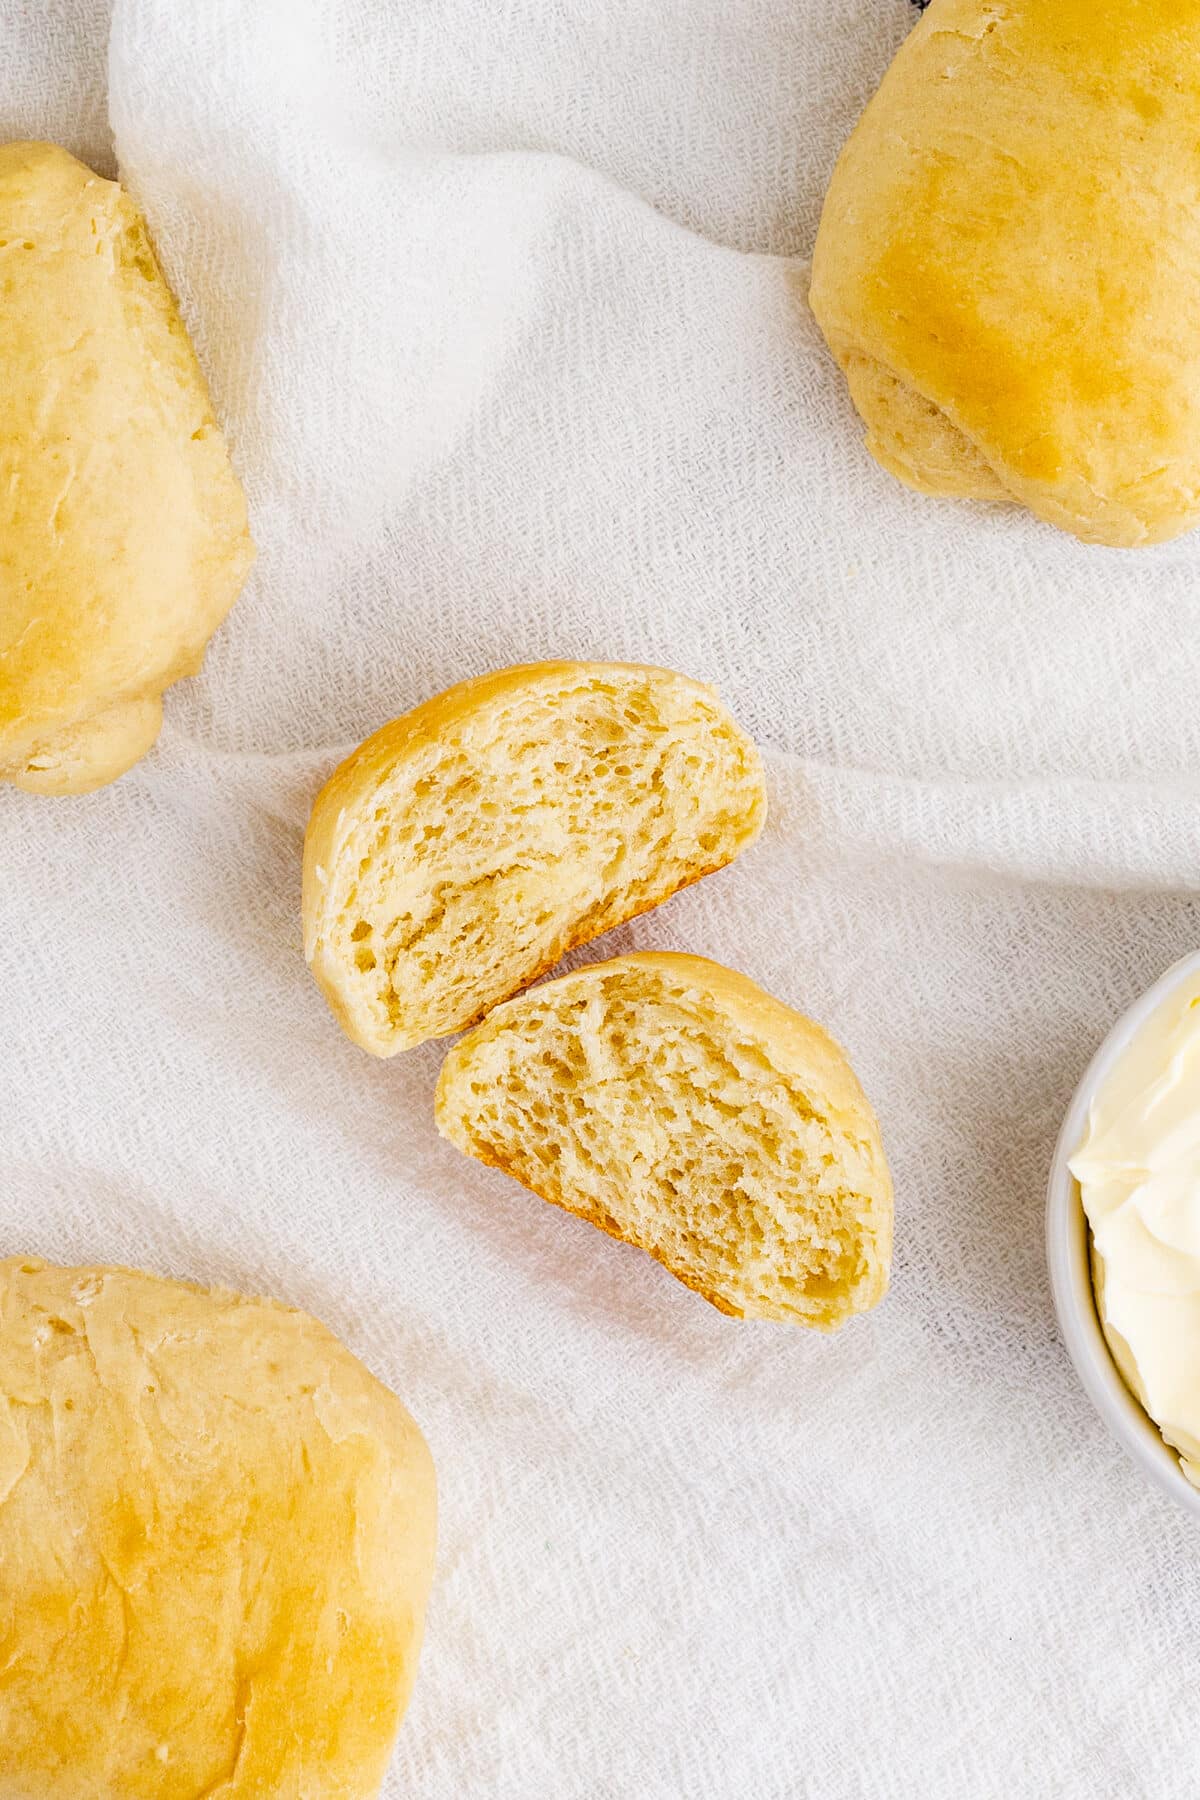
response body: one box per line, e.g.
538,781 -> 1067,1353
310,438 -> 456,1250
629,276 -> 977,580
0,142 -> 254,792
0,1255 -> 435,1797
809,0 -> 1200,547
302,662 -> 767,1055
436,952 -> 894,1328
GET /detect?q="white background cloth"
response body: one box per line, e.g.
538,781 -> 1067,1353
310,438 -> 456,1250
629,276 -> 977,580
4,2 -> 1200,1794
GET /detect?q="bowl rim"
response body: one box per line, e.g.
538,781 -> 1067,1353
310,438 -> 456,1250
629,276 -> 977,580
1046,945 -> 1200,1519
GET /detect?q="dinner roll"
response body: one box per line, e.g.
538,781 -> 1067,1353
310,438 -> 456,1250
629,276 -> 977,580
0,142 -> 254,794
809,0 -> 1200,547
0,1257 -> 435,1797
436,953 -> 893,1329
303,662 -> 766,1055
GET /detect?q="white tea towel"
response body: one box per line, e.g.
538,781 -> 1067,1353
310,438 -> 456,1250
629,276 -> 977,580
4,1 -> 1200,1794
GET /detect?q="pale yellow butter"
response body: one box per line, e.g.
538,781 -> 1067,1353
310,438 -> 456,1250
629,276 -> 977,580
1071,974 -> 1200,1486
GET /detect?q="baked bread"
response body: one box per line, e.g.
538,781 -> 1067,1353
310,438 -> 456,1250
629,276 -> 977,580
0,142 -> 254,794
0,1256 -> 435,1797
809,0 -> 1200,547
435,952 -> 892,1329
303,662 -> 766,1055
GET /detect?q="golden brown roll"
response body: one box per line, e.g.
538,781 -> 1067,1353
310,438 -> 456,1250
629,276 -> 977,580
303,661 -> 766,1055
0,1257 -> 435,1796
810,0 -> 1200,547
437,953 -> 893,1330
0,142 -> 253,793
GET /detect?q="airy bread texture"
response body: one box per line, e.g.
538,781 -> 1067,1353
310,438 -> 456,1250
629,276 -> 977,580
0,1256 -> 435,1798
0,142 -> 254,794
809,0 -> 1200,547
303,662 -> 766,1055
436,953 -> 893,1330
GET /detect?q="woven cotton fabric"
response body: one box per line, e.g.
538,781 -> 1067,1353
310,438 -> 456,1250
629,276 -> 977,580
3,2 -> 1200,1793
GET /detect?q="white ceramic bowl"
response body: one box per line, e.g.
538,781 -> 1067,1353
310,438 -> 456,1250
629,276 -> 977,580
1046,946 -> 1200,1518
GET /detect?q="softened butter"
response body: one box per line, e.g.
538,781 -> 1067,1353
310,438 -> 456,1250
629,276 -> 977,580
1070,973 -> 1200,1486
